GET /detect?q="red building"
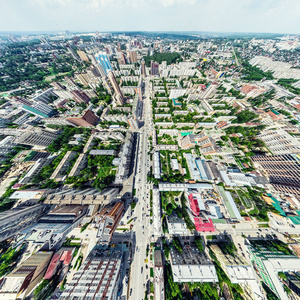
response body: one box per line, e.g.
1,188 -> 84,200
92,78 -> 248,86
67,110 -> 98,127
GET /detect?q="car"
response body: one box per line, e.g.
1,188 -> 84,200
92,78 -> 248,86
145,264 -> 148,269
141,267 -> 143,273
130,288 -> 132,296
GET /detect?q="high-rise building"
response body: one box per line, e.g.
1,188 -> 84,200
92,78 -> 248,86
66,44 -> 80,62
67,110 -> 99,127
0,251 -> 53,299
151,60 -> 159,76
90,54 -> 106,77
108,71 -> 125,105
128,51 -> 137,64
75,72 -> 90,87
120,53 -> 126,65
95,51 -> 113,74
258,129 -> 300,155
141,58 -> 146,77
252,154 -> 300,197
60,245 -> 123,300
64,76 -> 78,88
77,50 -> 89,62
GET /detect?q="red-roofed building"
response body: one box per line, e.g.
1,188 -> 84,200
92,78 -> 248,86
194,217 -> 215,232
44,248 -> 74,280
186,192 -> 215,232
44,254 -> 60,280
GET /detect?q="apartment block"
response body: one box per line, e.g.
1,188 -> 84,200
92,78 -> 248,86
60,245 -> 123,300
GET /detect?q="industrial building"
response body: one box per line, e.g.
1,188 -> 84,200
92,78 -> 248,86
0,204 -> 48,242
15,129 -> 59,147
0,251 -> 53,299
170,239 -> 218,283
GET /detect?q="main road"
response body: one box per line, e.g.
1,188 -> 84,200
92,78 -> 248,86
130,77 -> 152,300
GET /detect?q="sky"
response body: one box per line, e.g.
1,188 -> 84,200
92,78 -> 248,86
1,0 -> 300,34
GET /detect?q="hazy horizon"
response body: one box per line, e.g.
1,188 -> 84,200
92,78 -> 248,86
2,0 -> 300,34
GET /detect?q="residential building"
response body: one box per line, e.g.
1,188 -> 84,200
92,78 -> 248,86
258,130 -> 300,155
141,58 -> 146,77
151,60 -> 159,76
128,51 -> 137,64
60,245 -> 123,300
50,151 -> 77,181
108,71 -> 125,105
77,50 -> 89,62
153,250 -> 165,300
95,201 -> 124,244
252,154 -> 300,197
70,90 -> 90,104
153,151 -> 161,179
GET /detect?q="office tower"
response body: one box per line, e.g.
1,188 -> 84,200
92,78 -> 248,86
252,154 -> 300,197
77,50 -> 89,62
0,251 -> 53,299
141,58 -> 146,77
108,71 -> 125,105
0,204 -> 48,242
67,110 -> 99,127
16,129 -> 59,147
70,90 -> 90,104
117,42 -> 121,52
151,60 -> 159,76
128,51 -> 137,63
95,51 -> 113,75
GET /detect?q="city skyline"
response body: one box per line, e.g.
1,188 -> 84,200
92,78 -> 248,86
2,0 -> 300,34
